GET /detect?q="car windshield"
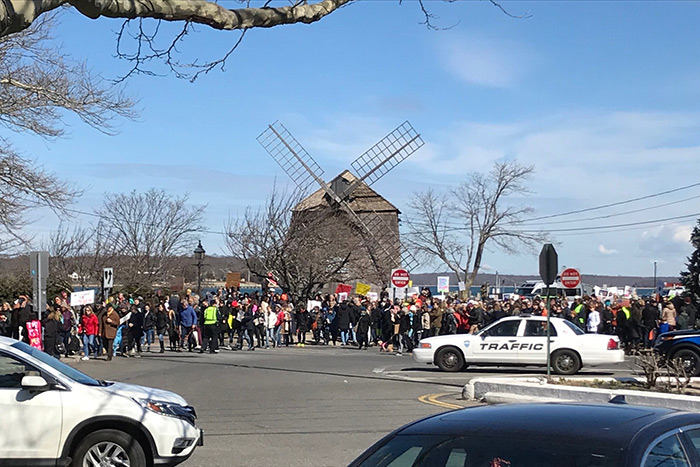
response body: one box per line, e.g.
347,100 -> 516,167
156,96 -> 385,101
357,434 -> 621,467
11,341 -> 102,387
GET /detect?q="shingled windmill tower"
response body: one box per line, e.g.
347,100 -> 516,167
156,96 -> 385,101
257,121 -> 423,286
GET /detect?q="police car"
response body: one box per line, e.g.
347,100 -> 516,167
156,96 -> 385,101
654,329 -> 700,376
412,316 -> 624,374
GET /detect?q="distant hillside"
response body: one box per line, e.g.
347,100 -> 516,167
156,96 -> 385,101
0,254 -> 679,288
411,272 -> 679,288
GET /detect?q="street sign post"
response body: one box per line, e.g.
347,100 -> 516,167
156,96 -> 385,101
103,268 -> 114,289
538,244 -> 558,381
539,244 -> 558,286
30,251 -> 49,319
391,269 -> 410,301
391,269 -> 410,288
561,268 -> 581,288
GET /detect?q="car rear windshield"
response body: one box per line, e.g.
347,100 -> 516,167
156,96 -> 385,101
357,434 -> 621,467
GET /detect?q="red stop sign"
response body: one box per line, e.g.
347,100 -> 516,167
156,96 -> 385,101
561,268 -> 581,288
391,269 -> 410,288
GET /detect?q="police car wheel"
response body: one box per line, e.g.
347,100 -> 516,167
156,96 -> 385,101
435,346 -> 464,372
551,350 -> 581,375
671,349 -> 700,377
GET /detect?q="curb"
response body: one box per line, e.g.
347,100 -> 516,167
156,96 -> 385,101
463,377 -> 700,411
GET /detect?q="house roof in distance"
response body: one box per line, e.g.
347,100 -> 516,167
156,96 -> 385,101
293,170 -> 399,214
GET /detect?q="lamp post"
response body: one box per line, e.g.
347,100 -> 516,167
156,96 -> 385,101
193,240 -> 206,295
653,260 -> 658,299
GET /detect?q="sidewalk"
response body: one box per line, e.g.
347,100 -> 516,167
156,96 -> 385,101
463,376 -> 700,411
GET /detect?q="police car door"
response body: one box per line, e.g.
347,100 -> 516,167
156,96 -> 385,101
517,319 -> 557,365
471,319 -> 523,364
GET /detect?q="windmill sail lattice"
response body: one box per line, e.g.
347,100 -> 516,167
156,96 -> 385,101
257,121 -> 327,194
351,121 -> 424,187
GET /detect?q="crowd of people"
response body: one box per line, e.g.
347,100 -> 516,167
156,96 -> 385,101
0,286 -> 697,360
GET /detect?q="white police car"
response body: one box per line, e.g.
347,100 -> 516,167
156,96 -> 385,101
413,316 -> 624,374
0,336 -> 202,466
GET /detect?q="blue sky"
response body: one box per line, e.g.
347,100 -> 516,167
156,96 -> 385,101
9,0 -> 700,278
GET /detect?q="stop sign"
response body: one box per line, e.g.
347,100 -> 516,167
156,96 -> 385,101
391,269 -> 410,288
561,268 -> 581,288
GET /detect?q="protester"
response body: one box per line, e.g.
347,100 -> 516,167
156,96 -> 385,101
80,306 -> 99,361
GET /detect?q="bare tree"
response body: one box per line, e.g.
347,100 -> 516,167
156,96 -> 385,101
45,221 -> 112,291
0,13 -> 136,253
225,185 -> 357,303
406,160 -> 546,294
97,188 -> 206,294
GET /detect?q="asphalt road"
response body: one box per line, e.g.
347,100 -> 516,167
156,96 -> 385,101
67,343 -> 637,466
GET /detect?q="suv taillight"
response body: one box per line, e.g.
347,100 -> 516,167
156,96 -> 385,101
607,338 -> 619,350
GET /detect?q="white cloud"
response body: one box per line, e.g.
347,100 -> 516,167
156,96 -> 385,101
639,224 -> 695,255
598,245 -> 618,256
673,225 -> 693,244
437,35 -> 536,88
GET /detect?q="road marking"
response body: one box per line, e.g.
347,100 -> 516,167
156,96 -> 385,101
418,393 -> 463,410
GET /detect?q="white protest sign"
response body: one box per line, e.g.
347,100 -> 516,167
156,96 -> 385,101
367,292 -> 378,302
338,292 -> 348,302
70,290 -> 95,306
307,300 -> 322,311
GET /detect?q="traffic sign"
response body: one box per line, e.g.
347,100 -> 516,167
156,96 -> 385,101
391,269 -> 410,288
561,268 -> 581,288
103,268 -> 114,289
539,244 -> 558,285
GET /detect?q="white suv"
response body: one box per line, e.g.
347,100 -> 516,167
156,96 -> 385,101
0,335 -> 203,466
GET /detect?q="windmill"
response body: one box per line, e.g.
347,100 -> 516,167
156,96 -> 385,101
257,120 -> 424,281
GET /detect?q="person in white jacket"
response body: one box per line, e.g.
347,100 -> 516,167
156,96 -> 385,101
586,308 -> 601,334
263,300 -> 277,349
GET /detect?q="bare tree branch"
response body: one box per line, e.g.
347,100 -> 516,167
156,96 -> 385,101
0,13 -> 137,137
406,160 -> 547,295
97,188 -> 206,293
225,183 -> 360,302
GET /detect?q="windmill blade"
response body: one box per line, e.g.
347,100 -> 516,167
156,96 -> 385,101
257,121 -> 326,193
350,121 -> 424,188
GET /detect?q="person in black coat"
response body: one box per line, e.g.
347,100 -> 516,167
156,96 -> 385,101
43,309 -> 62,358
296,307 -> 310,345
336,301 -> 352,345
154,303 -> 169,353
239,305 -> 256,350
127,305 -> 144,356
356,308 -> 371,350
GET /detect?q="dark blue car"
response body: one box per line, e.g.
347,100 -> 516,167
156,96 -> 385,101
349,402 -> 700,467
654,329 -> 700,376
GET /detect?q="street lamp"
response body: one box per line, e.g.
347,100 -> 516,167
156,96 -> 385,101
653,260 -> 658,299
193,240 -> 206,295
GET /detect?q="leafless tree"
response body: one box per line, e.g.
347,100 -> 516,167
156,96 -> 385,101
0,1 -> 524,81
44,221 -> 112,291
97,188 -> 206,294
0,13 -> 136,254
406,160 -> 546,294
225,185 -> 357,302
